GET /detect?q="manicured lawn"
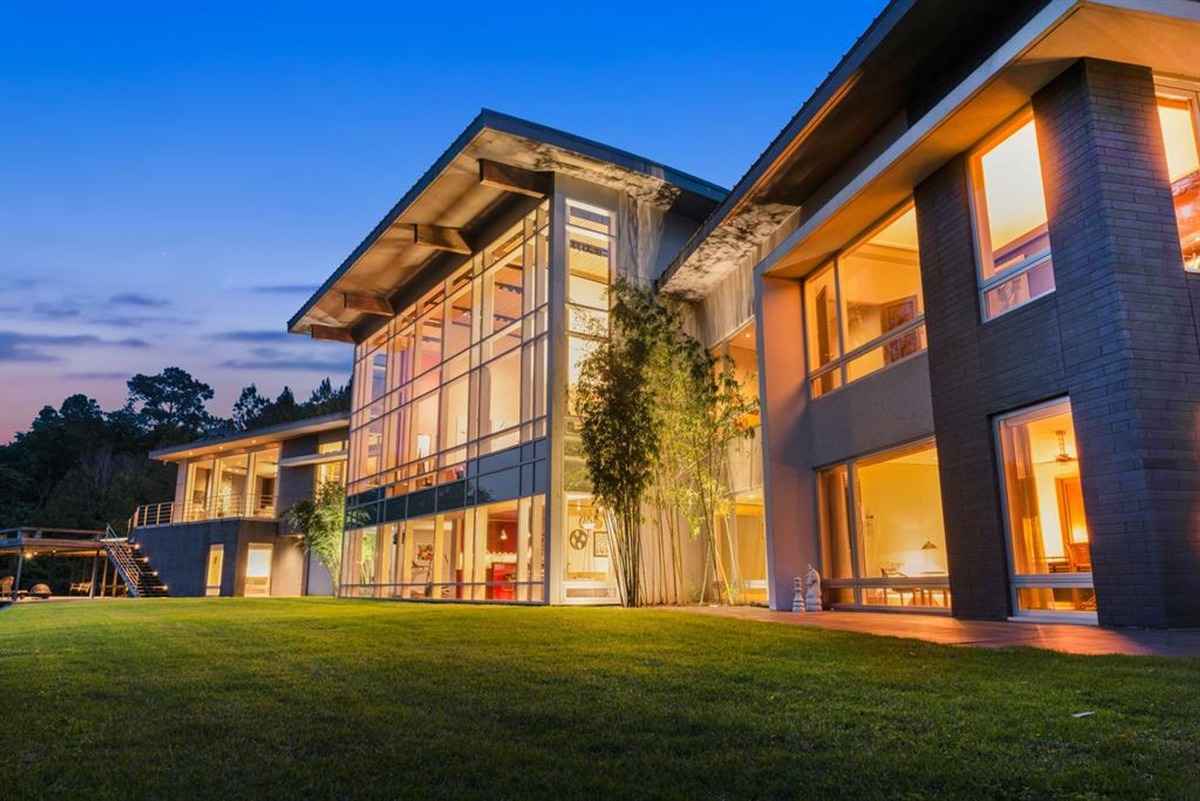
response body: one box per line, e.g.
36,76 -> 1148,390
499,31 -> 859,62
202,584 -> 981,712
2,599 -> 1197,800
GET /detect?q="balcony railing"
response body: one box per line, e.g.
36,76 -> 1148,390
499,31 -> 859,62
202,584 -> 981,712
130,493 -> 277,529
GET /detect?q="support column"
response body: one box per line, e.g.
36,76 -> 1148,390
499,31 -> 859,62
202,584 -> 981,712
755,273 -> 816,610
1034,59 -> 1200,627
546,181 -> 567,605
914,155 -> 1017,621
12,550 -> 22,600
89,551 -> 99,598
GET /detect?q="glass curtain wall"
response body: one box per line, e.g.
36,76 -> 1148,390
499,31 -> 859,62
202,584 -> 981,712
996,398 -> 1095,618
803,204 -> 925,398
347,202 -> 549,495
562,199 -> 620,604
342,202 -> 550,603
341,496 -> 546,602
1156,83 -> 1200,272
816,439 -> 951,610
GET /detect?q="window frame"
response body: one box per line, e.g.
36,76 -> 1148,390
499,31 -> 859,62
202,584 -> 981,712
803,200 -> 926,398
345,203 -> 550,494
815,436 -> 951,612
967,108 -> 1056,321
992,396 -> 1097,624
1155,76 -> 1200,273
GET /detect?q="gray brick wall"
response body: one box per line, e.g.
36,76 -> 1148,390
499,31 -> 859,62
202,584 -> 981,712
914,155 -> 1036,620
915,58 -> 1200,627
1034,59 -> 1200,627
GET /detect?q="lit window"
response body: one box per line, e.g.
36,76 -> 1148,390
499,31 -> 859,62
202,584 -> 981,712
996,398 -> 1095,617
1157,91 -> 1200,272
970,114 -> 1055,319
344,202 -> 549,495
565,199 -> 614,412
803,205 -> 925,398
816,439 -> 951,610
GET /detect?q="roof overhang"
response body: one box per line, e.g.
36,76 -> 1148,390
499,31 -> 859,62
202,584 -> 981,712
277,449 -> 348,468
0,530 -> 106,555
753,0 -> 1200,283
288,110 -> 726,339
660,0 -> 1200,298
149,411 -> 350,462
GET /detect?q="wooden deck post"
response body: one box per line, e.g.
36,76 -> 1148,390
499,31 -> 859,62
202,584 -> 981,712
13,549 -> 23,600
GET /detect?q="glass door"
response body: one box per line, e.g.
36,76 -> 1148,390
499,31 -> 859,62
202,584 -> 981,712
243,543 -> 273,597
996,398 -> 1096,621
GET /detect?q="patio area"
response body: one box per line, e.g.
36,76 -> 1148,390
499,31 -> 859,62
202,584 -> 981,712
0,527 -> 130,601
678,605 -> 1200,657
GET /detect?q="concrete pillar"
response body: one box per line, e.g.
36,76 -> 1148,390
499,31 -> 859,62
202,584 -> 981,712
546,183 -> 568,605
755,273 -> 816,610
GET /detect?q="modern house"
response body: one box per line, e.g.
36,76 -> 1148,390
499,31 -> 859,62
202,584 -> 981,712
128,413 -> 350,597
285,0 -> 1200,627
287,112 -> 730,605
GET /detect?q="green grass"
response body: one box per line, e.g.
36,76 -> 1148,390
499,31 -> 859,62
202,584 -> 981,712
2,599 -> 1197,801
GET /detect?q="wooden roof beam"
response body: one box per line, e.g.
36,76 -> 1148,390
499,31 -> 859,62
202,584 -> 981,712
410,224 -> 471,255
343,292 -> 393,317
309,324 -> 355,344
478,158 -> 553,198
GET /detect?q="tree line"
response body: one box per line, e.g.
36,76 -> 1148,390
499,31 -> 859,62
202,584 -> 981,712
0,367 -> 348,532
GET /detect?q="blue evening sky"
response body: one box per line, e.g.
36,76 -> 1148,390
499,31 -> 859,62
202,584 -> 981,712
0,1 -> 886,441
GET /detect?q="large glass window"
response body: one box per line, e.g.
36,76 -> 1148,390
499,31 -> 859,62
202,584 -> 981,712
178,442 -> 283,523
565,199 -> 613,410
347,202 -> 549,495
996,398 -> 1095,618
970,113 -> 1055,320
561,495 -> 618,603
341,495 -> 546,603
1157,87 -> 1200,272
803,205 -> 925,398
816,439 -> 951,610
711,320 -> 767,605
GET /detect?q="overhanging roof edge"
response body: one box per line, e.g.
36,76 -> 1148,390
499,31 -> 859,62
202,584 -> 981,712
655,0 -> 918,293
287,113 -> 492,334
288,109 -> 728,334
149,410 -> 351,461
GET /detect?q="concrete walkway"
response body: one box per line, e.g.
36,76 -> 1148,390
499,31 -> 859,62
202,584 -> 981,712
676,605 -> 1200,657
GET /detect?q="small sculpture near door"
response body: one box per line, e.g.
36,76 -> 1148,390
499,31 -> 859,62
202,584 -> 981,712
805,565 -> 823,612
792,565 -> 823,613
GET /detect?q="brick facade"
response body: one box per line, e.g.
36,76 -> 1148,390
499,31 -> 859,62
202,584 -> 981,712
916,58 -> 1200,627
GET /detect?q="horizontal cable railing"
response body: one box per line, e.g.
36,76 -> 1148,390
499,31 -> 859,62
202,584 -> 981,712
130,493 -> 277,529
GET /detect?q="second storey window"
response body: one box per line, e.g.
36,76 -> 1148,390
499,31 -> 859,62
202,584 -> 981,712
1156,86 -> 1200,272
803,204 -> 925,398
970,113 -> 1054,320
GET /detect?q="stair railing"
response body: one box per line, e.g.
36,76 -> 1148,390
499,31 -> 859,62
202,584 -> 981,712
101,526 -> 143,598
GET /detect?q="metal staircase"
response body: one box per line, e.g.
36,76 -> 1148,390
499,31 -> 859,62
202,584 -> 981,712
101,526 -> 169,598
